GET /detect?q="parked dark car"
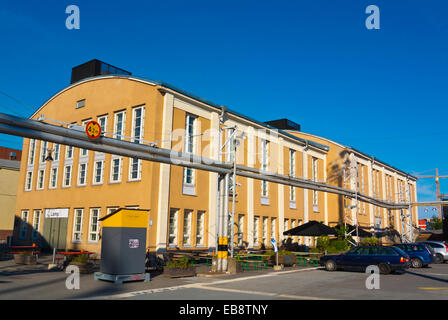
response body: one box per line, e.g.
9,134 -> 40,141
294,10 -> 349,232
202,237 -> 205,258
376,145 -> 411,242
319,246 -> 410,274
393,243 -> 434,268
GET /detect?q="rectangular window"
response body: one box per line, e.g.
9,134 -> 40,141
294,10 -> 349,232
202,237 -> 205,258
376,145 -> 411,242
284,219 -> 289,233
63,165 -> 72,187
114,111 -> 126,140
72,209 -> 84,242
290,186 -> 296,202
98,115 -> 108,135
168,209 -> 178,246
19,210 -> 29,240
270,218 -> 276,242
28,139 -> 36,165
183,114 -> 197,187
183,210 -> 192,246
80,120 -> 92,157
110,157 -> 122,182
76,99 -> 86,109
49,167 -> 58,189
312,157 -> 318,209
253,216 -> 259,247
40,141 -> 48,163
78,163 -> 87,186
37,169 -> 45,190
262,217 -> 268,245
66,146 -> 74,159
25,171 -> 33,191
261,140 -> 269,198
238,214 -> 244,246
88,208 -> 100,242
289,149 -> 295,176
32,210 -> 42,240
132,106 -> 144,143
53,143 -> 60,161
93,160 -> 104,184
129,158 -> 141,181
196,211 -> 205,246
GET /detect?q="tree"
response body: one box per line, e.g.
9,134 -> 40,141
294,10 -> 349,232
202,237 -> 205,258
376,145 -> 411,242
428,215 -> 443,230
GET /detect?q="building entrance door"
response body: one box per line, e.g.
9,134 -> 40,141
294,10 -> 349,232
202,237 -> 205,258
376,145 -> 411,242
42,208 -> 69,251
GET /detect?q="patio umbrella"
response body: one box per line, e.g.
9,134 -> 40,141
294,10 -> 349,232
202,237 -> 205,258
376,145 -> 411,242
283,220 -> 337,237
334,224 -> 372,238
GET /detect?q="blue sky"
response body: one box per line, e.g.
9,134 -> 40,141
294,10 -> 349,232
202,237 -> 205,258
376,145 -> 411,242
0,0 -> 447,218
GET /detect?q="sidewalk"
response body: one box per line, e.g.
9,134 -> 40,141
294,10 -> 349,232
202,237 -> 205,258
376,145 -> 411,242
0,254 -> 318,300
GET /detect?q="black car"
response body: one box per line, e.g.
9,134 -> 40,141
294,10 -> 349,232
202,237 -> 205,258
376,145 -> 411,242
319,245 -> 411,274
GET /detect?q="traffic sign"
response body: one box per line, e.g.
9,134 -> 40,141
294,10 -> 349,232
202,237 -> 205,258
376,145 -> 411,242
85,121 -> 102,139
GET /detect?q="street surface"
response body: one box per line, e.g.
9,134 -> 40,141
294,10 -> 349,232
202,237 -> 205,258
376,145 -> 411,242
1,255 -> 448,300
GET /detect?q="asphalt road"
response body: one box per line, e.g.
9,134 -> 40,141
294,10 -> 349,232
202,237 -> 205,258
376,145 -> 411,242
2,254 -> 448,300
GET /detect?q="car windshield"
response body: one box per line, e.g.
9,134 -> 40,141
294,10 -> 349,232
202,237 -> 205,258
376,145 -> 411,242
392,246 -> 407,256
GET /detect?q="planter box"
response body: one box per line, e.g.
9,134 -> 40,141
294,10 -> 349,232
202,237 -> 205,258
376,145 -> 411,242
14,254 -> 37,265
163,266 -> 196,278
68,262 -> 95,274
270,255 -> 295,267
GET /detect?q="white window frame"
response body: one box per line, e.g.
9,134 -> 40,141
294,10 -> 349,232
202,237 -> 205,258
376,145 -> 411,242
31,210 -> 42,240
110,157 -> 122,183
28,139 -> 36,165
183,114 -> 197,192
168,209 -> 178,247
93,160 -> 104,185
114,110 -> 126,140
36,169 -> 45,190
49,167 -> 58,189
196,211 -> 205,247
80,119 -> 92,157
237,214 -> 244,246
25,171 -> 33,191
65,145 -> 74,160
270,218 -> 276,242
40,140 -> 48,163
19,210 -> 29,240
88,208 -> 100,243
253,216 -> 259,247
78,163 -> 87,186
183,210 -> 192,246
262,217 -> 268,245
53,143 -> 60,162
261,139 -> 269,200
72,208 -> 84,243
312,157 -> 319,211
63,165 -> 72,188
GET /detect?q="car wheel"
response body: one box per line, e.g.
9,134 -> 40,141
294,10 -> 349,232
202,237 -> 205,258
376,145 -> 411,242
325,260 -> 337,272
435,254 -> 444,264
411,258 -> 423,268
378,263 -> 391,275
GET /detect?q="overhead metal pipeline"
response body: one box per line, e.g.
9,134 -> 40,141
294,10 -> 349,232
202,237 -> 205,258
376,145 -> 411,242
0,112 -> 413,210
0,122 -> 232,175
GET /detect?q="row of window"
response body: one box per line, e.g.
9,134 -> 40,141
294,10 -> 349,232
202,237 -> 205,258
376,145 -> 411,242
19,207 -> 137,244
24,156 -> 142,191
25,106 -> 145,191
168,208 -> 207,247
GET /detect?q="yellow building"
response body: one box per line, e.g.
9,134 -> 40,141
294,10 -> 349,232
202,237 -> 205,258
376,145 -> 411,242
0,158 -> 20,242
286,131 -> 418,243
12,61 -> 418,253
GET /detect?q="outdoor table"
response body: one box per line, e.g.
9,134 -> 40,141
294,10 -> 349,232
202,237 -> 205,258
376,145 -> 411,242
292,252 -> 323,267
56,251 -> 95,263
9,245 -> 40,256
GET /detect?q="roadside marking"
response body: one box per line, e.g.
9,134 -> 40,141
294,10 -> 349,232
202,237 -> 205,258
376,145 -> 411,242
100,267 -> 320,300
419,287 -> 448,290
187,283 -> 337,300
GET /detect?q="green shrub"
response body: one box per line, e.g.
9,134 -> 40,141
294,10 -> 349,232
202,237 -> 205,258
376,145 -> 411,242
316,236 -> 330,250
166,255 -> 193,269
71,254 -> 90,263
360,237 -> 379,246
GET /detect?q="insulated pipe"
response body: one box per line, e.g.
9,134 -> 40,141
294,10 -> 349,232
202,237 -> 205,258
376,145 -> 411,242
0,112 -> 234,171
0,123 -> 232,176
0,112 -> 412,210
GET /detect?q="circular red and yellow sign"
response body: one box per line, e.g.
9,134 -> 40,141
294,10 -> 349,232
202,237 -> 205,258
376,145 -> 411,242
85,121 -> 102,139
